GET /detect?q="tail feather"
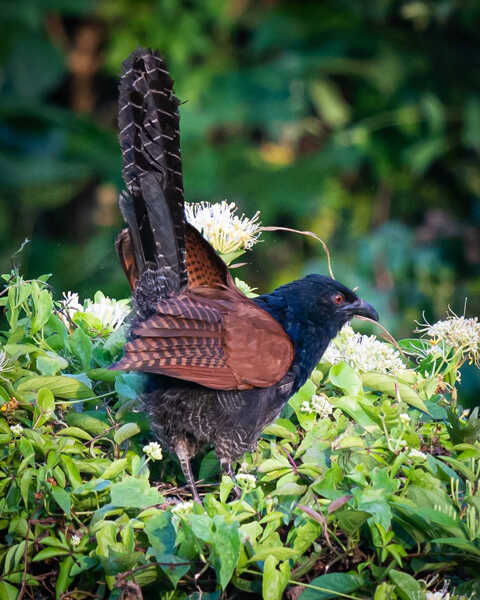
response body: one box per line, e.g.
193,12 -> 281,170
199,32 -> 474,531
118,48 -> 186,290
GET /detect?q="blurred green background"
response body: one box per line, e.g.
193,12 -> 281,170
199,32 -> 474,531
1,0 -> 479,341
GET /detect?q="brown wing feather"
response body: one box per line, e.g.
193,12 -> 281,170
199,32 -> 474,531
115,228 -> 138,290
113,287 -> 294,390
184,223 -> 228,288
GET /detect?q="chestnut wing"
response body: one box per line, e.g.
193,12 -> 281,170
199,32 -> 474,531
112,290 -> 294,390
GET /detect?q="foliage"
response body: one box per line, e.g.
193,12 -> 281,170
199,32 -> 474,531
0,271 -> 479,599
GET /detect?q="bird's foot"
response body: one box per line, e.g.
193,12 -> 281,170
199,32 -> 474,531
220,459 -> 242,501
175,439 -> 202,505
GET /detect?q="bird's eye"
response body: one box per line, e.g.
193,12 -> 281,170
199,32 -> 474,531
334,293 -> 344,305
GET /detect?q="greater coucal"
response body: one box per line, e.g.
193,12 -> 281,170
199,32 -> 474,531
112,48 -> 379,502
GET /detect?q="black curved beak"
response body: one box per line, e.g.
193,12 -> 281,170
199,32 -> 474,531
345,298 -> 379,321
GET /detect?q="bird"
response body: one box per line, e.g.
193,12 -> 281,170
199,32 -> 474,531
112,48 -> 379,503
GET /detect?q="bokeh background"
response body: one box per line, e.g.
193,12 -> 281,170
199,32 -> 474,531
1,1 -> 479,346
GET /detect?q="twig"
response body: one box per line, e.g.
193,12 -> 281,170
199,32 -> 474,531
281,447 -> 298,474
261,226 -> 335,279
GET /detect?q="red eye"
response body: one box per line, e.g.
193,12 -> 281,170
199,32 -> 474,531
334,294 -> 344,305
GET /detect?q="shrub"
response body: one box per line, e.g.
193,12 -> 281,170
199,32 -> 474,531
0,268 -> 479,599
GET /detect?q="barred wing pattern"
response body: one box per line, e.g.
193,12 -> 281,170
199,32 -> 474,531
113,288 -> 294,390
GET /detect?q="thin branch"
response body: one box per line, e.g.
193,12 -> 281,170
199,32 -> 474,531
261,226 -> 335,279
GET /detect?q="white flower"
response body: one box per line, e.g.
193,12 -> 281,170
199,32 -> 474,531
417,308 -> 480,366
399,413 -> 410,424
300,400 -> 312,413
143,441 -> 163,461
70,534 -> 81,547
58,291 -> 83,326
171,501 -> 194,515
185,200 -> 261,255
236,473 -> 256,490
84,292 -> 130,331
10,424 -> 23,436
58,291 -> 130,332
409,448 -> 427,460
0,350 -> 13,374
426,593 -> 450,600
322,325 -> 405,374
311,394 -> 333,419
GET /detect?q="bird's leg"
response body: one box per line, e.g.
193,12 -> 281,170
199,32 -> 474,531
175,440 -> 201,504
220,459 -> 242,500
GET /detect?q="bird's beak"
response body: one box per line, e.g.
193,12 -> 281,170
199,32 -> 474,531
346,298 -> 379,321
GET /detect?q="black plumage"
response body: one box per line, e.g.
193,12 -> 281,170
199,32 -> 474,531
112,48 -> 379,502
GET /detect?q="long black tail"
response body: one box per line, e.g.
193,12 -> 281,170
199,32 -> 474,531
117,48 -> 187,293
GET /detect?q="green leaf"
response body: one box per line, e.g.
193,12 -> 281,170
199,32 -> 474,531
0,581 -> 20,600
299,573 -> 363,599
31,284 -> 53,335
66,412 -> 109,435
70,326 -> 93,371
17,376 -> 92,399
145,511 -> 190,586
329,363 -> 362,395
38,536 -> 68,549
273,482 -> 306,496
60,455 -> 83,489
113,422 -> 140,445
69,556 -> 98,576
388,569 -> 425,600
56,556 -> 74,600
20,469 -> 33,508
263,418 -> 299,443
189,514 -> 213,543
110,477 -> 163,509
101,459 -> 128,481
249,547 -> 298,562
430,537 -> 480,557
33,387 -> 55,427
33,547 -> 70,561
212,515 -> 240,589
51,487 -> 71,517
36,354 -> 69,376
263,556 -> 290,600
57,427 -> 92,441
361,373 -> 429,413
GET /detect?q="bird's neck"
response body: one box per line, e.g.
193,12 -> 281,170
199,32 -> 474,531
253,294 -> 336,393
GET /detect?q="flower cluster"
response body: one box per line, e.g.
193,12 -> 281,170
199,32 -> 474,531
322,325 -> 405,374
143,441 -> 163,461
425,592 -> 450,600
417,309 -> 480,366
171,501 -> 194,515
10,424 -> 23,436
59,291 -> 130,332
236,473 -> 256,491
409,448 -> 427,460
301,394 -> 333,418
185,200 -> 261,256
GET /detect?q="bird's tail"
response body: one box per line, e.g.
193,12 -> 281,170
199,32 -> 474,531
116,48 -> 187,305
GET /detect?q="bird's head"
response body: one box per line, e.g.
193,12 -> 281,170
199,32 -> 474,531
254,274 -> 379,390
264,274 -> 378,340
298,274 -> 378,329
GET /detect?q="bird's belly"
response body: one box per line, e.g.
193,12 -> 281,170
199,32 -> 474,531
142,373 -> 295,460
